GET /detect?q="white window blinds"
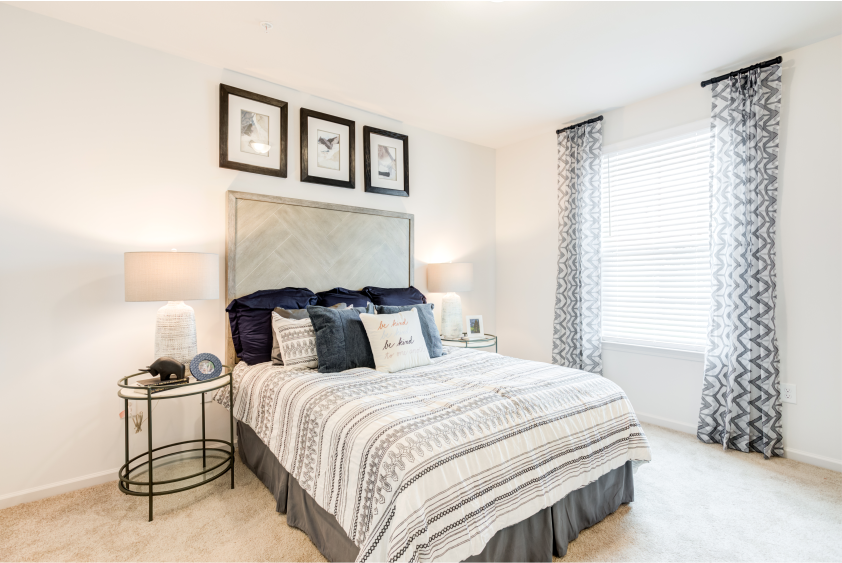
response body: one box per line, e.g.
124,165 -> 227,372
601,130 -> 711,351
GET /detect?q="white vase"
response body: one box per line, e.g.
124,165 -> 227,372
440,293 -> 463,339
154,301 -> 198,363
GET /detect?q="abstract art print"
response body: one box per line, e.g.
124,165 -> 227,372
240,110 -> 270,156
364,126 -> 409,197
377,145 -> 397,181
317,130 -> 341,170
300,108 -> 355,189
219,84 -> 287,177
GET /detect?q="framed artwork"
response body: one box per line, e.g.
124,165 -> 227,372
364,126 -> 409,197
219,84 -> 288,178
465,315 -> 485,339
300,108 -> 355,189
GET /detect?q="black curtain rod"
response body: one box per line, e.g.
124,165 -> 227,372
700,56 -> 782,88
556,115 -> 603,134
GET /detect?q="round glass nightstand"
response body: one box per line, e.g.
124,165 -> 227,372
117,369 -> 234,521
441,334 -> 497,353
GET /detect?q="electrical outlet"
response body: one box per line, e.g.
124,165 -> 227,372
782,383 -> 796,404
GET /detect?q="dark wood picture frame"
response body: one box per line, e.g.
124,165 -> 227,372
219,84 -> 288,178
363,126 -> 409,197
300,108 -> 356,189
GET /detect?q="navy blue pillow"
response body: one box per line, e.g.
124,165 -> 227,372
376,304 -> 442,358
315,287 -> 371,308
226,288 -> 317,365
364,286 -> 428,306
307,306 -> 376,373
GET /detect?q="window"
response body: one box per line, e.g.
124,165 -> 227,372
601,130 -> 711,351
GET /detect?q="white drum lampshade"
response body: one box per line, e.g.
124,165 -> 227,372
125,251 -> 219,363
427,263 -> 473,339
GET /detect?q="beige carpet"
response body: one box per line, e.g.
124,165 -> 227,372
1,424 -> 840,562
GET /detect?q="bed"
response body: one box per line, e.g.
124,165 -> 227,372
220,191 -> 651,562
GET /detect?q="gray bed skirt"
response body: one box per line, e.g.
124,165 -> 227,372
238,420 -> 634,562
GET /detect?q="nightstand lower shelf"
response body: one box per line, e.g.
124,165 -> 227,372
118,439 -> 234,497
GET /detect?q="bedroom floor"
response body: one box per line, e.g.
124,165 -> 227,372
1,423 -> 840,562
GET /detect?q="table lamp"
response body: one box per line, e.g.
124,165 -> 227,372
427,262 -> 473,339
124,250 -> 219,363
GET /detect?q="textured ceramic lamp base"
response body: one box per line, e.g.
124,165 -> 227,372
154,301 -> 198,363
440,293 -> 463,339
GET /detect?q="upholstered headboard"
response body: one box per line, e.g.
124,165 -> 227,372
225,190 -> 414,366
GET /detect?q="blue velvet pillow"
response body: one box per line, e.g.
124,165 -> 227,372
307,305 -> 376,373
376,304 -> 442,358
315,287 -> 371,308
226,288 -> 317,365
364,286 -> 428,306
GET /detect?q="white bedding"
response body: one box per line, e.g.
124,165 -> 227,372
217,348 -> 651,563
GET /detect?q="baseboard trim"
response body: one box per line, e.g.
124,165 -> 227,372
636,412 -> 842,473
784,448 -> 842,473
635,411 -> 697,435
0,468 -> 118,510
0,436 -> 240,511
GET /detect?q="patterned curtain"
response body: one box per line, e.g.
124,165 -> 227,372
552,121 -> 602,374
697,64 -> 783,459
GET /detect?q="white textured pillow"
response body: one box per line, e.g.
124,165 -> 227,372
359,308 -> 431,373
271,313 -> 319,369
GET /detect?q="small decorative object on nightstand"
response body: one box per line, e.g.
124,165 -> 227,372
427,262 -> 473,339
124,250 -> 219,363
138,357 -> 185,381
465,315 -> 484,339
441,333 -> 497,354
190,352 -> 222,381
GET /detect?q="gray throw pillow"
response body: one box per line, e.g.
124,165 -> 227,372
271,303 -> 346,365
376,303 -> 443,358
307,305 -> 376,373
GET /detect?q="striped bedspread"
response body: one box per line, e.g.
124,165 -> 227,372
217,348 -> 651,563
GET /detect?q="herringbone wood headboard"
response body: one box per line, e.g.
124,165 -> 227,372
225,190 -> 414,367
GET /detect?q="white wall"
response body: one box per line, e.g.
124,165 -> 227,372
0,4 -> 496,506
496,35 -> 842,471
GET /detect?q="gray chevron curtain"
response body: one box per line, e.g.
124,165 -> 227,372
697,63 -> 783,458
552,120 -> 602,374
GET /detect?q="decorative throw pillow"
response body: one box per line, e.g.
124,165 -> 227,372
271,313 -> 319,369
225,288 -> 317,365
307,306 -> 376,373
376,304 -> 442,358
271,303 -> 347,365
363,286 -> 428,306
315,287 -> 372,308
360,308 -> 432,373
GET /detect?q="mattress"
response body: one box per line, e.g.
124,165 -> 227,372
216,348 -> 651,562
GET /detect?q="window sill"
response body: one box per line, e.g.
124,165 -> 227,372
601,340 -> 705,362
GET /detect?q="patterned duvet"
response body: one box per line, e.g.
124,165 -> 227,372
216,348 -> 651,563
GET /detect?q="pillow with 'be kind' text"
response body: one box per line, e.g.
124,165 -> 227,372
359,309 -> 431,373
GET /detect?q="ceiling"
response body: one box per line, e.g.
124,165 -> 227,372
11,1 -> 842,148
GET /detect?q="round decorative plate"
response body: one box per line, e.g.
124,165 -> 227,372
190,353 -> 222,381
